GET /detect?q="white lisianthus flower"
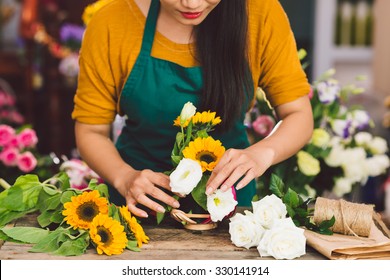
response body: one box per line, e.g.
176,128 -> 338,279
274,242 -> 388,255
365,155 -> 390,177
354,131 -> 373,147
310,128 -> 330,147
367,136 -> 388,155
252,194 -> 287,229
316,79 -> 340,104
229,211 -> 265,249
207,189 -> 238,222
169,158 -> 202,195
331,119 -> 354,139
341,147 -> 368,184
324,144 -> 345,167
332,177 -> 353,197
180,102 -> 196,126
257,218 -> 306,260
296,151 -> 321,176
349,109 -> 370,130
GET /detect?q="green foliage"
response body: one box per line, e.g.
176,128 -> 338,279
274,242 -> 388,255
0,173 -> 125,256
269,174 -> 335,235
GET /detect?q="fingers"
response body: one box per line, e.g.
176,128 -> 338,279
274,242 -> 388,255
206,149 -> 260,195
125,170 -> 180,218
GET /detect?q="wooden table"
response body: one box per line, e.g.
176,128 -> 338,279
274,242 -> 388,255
0,213 -> 326,260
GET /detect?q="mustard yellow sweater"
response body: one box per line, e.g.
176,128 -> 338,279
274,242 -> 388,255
72,0 -> 310,124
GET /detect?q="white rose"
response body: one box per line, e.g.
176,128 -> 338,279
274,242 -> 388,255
354,131 -> 372,147
180,102 -> 196,125
169,158 -> 202,195
207,189 -> 238,222
252,194 -> 287,229
367,137 -> 388,155
257,218 -> 306,260
332,177 -> 353,197
229,211 -> 265,249
325,142 -> 345,167
365,155 -> 390,177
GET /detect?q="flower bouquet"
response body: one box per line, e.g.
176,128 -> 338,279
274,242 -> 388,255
165,102 -> 238,230
0,173 -> 149,256
249,69 -> 390,199
228,173 -> 335,260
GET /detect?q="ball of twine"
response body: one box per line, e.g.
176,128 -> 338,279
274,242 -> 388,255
313,197 -> 374,237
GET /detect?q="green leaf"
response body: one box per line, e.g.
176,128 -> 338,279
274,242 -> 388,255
285,204 -> 295,218
60,190 -> 77,204
0,207 -> 33,227
191,176 -> 208,211
319,216 -> 336,229
283,189 -> 300,208
29,227 -> 68,253
127,240 -> 141,252
4,181 -> 43,212
269,174 -> 285,198
37,210 -> 54,228
38,192 -> 61,212
171,155 -> 182,165
156,212 -> 166,225
1,227 -> 49,244
53,233 -> 89,256
89,181 -> 109,198
41,186 -> 59,196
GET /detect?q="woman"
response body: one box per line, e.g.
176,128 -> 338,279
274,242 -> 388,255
72,0 -> 313,218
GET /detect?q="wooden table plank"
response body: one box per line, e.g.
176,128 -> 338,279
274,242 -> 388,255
0,213 -> 326,260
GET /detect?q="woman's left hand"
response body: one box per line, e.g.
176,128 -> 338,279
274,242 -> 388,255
205,146 -> 274,195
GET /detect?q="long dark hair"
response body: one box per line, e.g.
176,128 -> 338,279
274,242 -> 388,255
195,1 -> 251,131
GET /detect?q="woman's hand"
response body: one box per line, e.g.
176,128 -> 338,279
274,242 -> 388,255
205,146 -> 274,195
115,169 -> 180,218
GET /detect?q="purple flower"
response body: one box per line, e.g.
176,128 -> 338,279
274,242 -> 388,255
316,80 -> 340,104
59,24 -> 85,43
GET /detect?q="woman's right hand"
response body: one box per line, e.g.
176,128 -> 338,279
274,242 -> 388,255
115,168 -> 181,218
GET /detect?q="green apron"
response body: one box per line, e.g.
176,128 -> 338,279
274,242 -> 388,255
111,0 -> 255,207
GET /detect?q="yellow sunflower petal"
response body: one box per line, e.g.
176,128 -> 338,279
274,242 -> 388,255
89,214 -> 128,256
62,190 -> 108,230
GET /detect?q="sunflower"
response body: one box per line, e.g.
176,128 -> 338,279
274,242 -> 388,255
192,111 -> 221,126
62,190 -> 108,230
173,111 -> 221,128
182,136 -> 225,172
89,214 -> 128,255
119,206 -> 149,247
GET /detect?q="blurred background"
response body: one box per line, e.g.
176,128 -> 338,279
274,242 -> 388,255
0,0 -> 389,219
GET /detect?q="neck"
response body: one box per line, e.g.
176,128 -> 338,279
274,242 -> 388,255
133,0 -> 194,44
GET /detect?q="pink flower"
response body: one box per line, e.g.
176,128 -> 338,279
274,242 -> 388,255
17,151 -> 37,172
17,128 -> 38,148
0,147 -> 19,166
0,125 -> 16,147
252,115 -> 276,137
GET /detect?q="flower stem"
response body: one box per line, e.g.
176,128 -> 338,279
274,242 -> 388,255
0,178 -> 11,190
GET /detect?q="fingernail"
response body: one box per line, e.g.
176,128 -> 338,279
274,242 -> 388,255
236,183 -> 243,190
221,184 -> 228,191
206,187 -> 213,195
173,201 -> 180,208
157,206 -> 166,213
141,212 -> 149,218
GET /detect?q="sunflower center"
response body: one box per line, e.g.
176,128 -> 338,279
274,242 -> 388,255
197,151 -> 216,164
97,226 -> 113,245
77,202 -> 99,222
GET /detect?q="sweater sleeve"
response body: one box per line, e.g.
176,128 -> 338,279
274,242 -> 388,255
257,0 -> 311,107
71,10 -> 118,124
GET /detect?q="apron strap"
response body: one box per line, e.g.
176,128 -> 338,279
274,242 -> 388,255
141,0 -> 160,55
